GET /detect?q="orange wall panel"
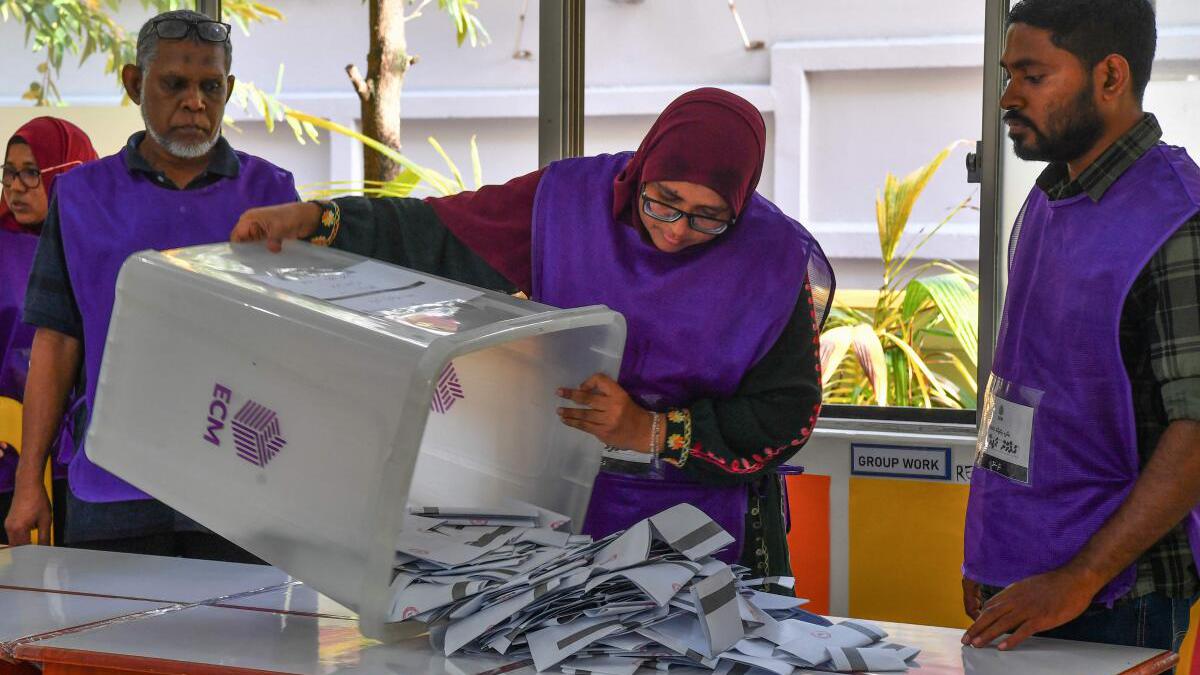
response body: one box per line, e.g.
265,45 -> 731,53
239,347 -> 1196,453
785,473 -> 831,614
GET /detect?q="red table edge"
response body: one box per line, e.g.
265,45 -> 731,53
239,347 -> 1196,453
1121,651 -> 1179,675
15,645 -> 290,675
15,644 -> 1181,675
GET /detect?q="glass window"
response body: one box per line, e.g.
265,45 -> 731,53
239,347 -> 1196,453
584,2 -> 986,417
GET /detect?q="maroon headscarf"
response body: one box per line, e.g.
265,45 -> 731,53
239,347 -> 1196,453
1,116 -> 99,233
427,87 -> 768,293
612,87 -> 766,226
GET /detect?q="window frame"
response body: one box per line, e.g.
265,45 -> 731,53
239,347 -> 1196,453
543,0 -> 1011,433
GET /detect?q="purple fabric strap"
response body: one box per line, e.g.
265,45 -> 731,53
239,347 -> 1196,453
532,153 -> 825,561
56,146 -> 296,503
964,144 -> 1200,603
0,230 -> 72,489
0,229 -> 40,492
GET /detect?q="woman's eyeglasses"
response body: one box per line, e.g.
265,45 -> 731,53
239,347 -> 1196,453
151,18 -> 232,43
1,161 -> 84,190
640,185 -> 733,236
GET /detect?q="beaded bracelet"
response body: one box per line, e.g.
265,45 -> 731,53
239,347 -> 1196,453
649,411 -> 662,459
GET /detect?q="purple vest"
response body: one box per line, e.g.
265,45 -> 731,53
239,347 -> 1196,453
0,229 -> 39,492
964,144 -> 1200,603
532,153 -> 830,561
56,147 -> 296,503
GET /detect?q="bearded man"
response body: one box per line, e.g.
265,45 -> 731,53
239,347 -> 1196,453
961,0 -> 1200,656
4,9 -> 297,560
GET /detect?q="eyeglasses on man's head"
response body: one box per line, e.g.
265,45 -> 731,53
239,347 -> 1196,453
151,18 -> 232,44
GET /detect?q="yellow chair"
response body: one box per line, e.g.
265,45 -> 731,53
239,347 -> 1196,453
0,396 -> 54,545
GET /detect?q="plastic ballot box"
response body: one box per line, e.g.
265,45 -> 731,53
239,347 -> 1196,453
84,241 -> 626,640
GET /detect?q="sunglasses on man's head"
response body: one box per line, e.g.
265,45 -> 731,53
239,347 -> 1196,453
151,18 -> 231,44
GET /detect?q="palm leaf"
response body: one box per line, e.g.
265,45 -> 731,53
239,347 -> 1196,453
875,142 -> 963,277
469,135 -> 483,189
899,273 -> 979,367
881,332 -> 961,408
286,111 -> 458,196
926,351 -> 978,396
819,326 -> 854,388
889,189 -> 976,287
427,136 -> 466,191
886,347 -> 913,407
851,325 -> 888,406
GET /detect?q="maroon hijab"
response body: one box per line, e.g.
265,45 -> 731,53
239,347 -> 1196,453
427,87 -> 768,293
1,117 -> 99,233
612,87 -> 766,226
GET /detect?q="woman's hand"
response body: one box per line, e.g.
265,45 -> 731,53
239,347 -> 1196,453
231,202 -> 323,252
558,373 -> 657,451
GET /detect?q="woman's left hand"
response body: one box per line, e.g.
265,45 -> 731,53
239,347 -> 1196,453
557,373 -> 653,451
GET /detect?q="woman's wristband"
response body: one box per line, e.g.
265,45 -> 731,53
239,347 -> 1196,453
308,200 -> 341,246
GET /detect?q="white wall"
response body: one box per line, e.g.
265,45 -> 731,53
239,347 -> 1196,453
1,0 -> 1197,289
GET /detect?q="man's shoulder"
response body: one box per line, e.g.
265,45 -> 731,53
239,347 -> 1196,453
228,148 -> 295,183
1146,143 -> 1200,207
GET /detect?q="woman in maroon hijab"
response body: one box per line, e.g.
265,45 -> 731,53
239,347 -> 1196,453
1,116 -> 98,543
232,88 -> 833,584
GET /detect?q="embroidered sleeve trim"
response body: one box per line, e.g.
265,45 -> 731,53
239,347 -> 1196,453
308,200 -> 341,247
661,408 -> 692,468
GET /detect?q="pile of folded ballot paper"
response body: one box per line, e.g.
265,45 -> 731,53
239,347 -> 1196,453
391,502 -> 920,674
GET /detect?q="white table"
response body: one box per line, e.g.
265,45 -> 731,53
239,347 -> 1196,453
0,545 -> 291,603
0,546 -> 1178,675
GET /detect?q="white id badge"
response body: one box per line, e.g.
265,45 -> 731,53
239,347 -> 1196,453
975,375 -> 1042,485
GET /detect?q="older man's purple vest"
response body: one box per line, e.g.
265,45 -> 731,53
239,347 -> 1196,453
0,229 -> 39,492
964,144 -> 1200,603
532,152 -> 830,561
55,147 -> 296,503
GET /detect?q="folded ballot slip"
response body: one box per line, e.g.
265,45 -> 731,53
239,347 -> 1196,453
388,500 -> 921,673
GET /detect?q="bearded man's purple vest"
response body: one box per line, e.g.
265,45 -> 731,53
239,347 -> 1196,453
532,152 -> 831,562
965,144 -> 1200,603
55,147 -> 296,503
0,229 -> 40,492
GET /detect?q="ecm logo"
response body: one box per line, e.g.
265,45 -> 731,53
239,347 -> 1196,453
203,383 -> 287,468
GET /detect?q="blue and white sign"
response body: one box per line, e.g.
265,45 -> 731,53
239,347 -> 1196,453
850,443 -> 952,481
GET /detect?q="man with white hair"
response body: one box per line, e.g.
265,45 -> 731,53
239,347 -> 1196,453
4,9 -> 297,559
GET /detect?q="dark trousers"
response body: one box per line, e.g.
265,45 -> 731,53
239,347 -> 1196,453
1037,591 -> 1195,655
70,531 -> 265,564
64,489 -> 264,564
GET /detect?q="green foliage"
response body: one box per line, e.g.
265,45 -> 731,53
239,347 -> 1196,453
437,0 -> 489,47
0,0 -> 281,106
2,1 -> 491,192
225,64 -> 320,145
821,143 -> 980,409
289,111 -> 483,199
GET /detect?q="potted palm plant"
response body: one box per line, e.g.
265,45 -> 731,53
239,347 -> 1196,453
820,143 -> 979,409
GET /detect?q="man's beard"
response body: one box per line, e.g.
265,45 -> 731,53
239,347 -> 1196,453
1006,86 -> 1105,164
140,102 -> 220,159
